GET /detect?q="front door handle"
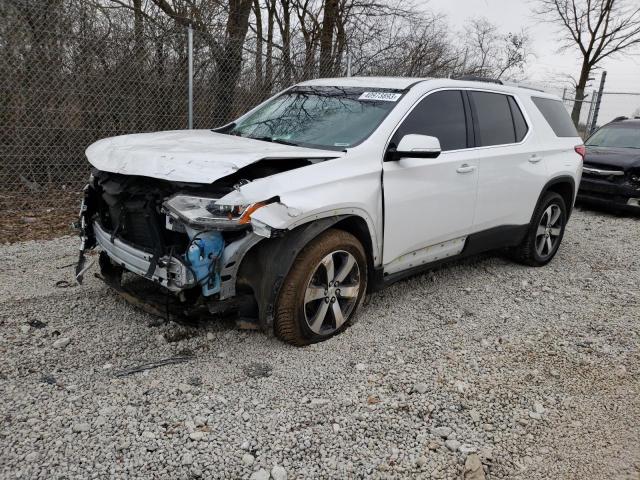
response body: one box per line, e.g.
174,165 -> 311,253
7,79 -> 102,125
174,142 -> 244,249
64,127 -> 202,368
456,164 -> 476,174
529,154 -> 543,164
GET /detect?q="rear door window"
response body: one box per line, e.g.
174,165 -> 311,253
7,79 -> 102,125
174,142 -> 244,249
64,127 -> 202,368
391,90 -> 468,151
470,91 -> 517,146
531,97 -> 579,137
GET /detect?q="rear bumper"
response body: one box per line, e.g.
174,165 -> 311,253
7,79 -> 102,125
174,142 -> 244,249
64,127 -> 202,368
94,221 -> 196,292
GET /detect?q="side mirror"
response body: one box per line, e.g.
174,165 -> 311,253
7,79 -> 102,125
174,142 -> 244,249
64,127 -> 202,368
389,134 -> 442,160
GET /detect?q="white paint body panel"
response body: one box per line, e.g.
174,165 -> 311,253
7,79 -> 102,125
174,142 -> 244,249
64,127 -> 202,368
86,76 -> 583,275
85,130 -> 341,183
382,150 -> 479,263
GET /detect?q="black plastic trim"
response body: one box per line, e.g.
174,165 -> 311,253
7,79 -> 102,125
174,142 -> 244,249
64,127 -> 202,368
461,91 -> 476,148
236,216 -> 347,329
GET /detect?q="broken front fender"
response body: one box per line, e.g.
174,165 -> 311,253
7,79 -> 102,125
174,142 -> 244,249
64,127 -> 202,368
236,216 -> 348,329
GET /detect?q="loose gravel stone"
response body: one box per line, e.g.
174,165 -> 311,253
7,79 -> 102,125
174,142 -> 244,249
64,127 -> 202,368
464,454 -> 486,479
431,426 -> 453,438
445,439 -> 461,452
52,337 -> 71,349
469,409 -> 481,423
459,444 -> 478,455
1,209 -> 639,479
189,431 -> 205,441
271,465 -> 287,480
71,423 -> 90,433
413,382 -> 428,394
250,469 -> 270,480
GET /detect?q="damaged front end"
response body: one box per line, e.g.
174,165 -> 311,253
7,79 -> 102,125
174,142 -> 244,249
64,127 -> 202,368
75,170 -> 268,323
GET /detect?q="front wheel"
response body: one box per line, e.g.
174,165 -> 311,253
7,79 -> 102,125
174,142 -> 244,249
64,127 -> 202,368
511,192 -> 567,266
274,229 -> 368,346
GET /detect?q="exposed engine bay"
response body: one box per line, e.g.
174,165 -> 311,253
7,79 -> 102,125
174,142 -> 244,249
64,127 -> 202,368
75,160 -> 314,323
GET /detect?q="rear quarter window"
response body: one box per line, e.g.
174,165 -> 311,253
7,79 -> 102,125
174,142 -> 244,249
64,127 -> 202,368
531,97 -> 579,137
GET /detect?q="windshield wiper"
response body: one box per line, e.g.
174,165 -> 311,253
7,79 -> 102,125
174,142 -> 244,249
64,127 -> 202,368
251,136 -> 299,147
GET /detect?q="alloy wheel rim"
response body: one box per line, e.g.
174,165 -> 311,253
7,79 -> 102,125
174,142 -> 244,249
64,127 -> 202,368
535,204 -> 563,258
303,250 -> 360,335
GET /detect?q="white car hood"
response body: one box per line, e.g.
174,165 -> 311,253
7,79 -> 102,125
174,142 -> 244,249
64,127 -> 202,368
85,130 -> 341,183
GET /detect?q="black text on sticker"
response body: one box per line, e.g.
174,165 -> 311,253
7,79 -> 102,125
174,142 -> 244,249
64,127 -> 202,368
359,91 -> 402,102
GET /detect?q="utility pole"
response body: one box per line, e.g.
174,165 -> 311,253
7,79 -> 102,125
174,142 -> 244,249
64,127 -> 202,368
590,71 -> 607,135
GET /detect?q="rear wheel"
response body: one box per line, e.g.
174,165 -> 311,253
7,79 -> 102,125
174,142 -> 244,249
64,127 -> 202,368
511,192 -> 567,266
275,229 -> 368,346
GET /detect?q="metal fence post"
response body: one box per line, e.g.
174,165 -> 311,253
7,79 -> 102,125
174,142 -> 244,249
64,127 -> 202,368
586,89 -> 597,132
187,24 -> 193,129
590,71 -> 607,135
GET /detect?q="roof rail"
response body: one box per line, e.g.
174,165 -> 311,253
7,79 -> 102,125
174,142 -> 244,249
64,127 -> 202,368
502,81 -> 546,93
612,116 -> 628,122
453,76 -> 547,93
454,76 -> 503,85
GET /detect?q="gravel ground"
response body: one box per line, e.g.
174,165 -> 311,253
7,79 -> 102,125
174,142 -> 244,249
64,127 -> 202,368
1,207 -> 639,480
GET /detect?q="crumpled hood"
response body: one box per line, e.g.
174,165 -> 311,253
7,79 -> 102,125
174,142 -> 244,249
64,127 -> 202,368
85,130 -> 341,183
584,146 -> 640,171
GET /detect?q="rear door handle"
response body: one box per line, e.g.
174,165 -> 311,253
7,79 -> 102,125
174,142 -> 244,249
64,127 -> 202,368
529,154 -> 543,164
456,164 -> 477,174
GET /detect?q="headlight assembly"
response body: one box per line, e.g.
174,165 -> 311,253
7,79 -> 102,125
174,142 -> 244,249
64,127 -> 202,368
163,194 -> 266,230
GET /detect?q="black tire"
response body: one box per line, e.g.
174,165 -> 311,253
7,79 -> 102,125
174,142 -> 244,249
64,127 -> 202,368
511,192 -> 567,267
274,229 -> 368,346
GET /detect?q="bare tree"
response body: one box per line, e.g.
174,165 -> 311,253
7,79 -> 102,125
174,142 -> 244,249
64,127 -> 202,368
141,0 -> 253,123
458,18 -> 529,80
535,0 -> 640,125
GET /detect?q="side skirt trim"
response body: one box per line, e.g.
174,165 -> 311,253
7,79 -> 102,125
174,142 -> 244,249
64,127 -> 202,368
371,224 -> 528,290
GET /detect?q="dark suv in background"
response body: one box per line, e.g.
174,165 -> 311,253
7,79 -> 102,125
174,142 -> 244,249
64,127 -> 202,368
578,117 -> 640,211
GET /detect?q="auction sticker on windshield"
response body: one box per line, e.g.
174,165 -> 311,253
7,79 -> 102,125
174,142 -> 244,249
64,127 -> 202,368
359,91 -> 402,102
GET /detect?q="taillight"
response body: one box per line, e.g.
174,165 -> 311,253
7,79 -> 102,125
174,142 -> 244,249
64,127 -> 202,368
575,145 -> 586,160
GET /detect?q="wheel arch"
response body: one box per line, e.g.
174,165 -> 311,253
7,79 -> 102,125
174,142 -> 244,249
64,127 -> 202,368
235,214 -> 374,329
534,176 -> 576,221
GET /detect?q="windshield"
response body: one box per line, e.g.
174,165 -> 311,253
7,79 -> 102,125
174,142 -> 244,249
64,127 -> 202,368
586,125 -> 640,149
226,86 -> 404,150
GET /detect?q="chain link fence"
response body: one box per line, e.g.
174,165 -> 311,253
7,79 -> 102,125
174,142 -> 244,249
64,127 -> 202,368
1,2 -> 186,222
2,1 -> 640,241
0,2 -> 347,232
561,88 -> 640,138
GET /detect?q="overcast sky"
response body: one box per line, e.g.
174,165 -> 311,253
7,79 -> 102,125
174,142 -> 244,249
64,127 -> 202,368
426,0 -> 640,123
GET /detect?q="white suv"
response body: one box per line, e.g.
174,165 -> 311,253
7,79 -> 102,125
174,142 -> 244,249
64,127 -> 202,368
76,77 -> 584,345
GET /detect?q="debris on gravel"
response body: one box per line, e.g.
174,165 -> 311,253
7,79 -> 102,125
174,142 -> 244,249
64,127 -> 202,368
1,208 -> 639,479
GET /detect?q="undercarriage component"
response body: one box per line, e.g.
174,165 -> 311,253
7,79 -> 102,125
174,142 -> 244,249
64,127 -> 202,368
96,259 -> 254,325
94,221 -> 196,291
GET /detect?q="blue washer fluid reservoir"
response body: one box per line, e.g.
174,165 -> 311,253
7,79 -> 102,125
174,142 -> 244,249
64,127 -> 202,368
184,229 -> 225,297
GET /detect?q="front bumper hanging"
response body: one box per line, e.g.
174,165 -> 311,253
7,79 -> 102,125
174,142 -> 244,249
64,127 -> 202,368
93,221 -> 196,292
